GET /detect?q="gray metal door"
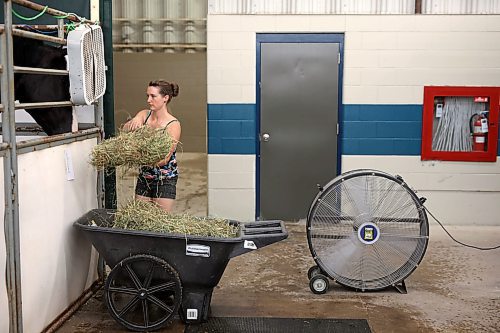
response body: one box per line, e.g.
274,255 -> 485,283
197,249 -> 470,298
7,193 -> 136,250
259,42 -> 339,220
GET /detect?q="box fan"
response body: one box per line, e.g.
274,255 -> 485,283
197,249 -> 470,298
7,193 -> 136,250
67,25 -> 106,105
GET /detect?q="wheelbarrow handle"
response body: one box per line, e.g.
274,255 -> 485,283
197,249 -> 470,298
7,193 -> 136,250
229,220 -> 288,259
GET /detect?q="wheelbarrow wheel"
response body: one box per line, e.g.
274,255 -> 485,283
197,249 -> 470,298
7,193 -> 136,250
104,254 -> 182,332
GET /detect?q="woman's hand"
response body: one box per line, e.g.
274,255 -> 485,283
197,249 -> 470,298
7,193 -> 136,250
123,117 -> 143,132
154,156 -> 169,167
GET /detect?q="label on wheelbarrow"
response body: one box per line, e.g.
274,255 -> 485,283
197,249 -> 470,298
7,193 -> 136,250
244,240 -> 257,250
186,309 -> 198,320
186,244 -> 210,258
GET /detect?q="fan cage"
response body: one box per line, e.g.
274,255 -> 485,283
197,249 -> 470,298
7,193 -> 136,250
90,25 -> 106,101
68,25 -> 107,105
307,169 -> 429,291
82,32 -> 94,104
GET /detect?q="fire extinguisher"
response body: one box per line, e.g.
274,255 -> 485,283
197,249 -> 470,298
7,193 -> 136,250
470,113 -> 488,151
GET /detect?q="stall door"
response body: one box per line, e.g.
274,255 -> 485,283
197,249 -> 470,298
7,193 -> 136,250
259,42 -> 339,220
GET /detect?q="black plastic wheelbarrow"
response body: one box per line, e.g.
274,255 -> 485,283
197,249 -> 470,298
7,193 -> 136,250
74,209 -> 288,332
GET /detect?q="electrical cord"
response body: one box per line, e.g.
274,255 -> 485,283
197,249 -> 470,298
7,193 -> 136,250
54,12 -> 86,23
423,205 -> 500,250
19,24 -> 58,35
12,5 -> 48,21
12,2 -> 86,31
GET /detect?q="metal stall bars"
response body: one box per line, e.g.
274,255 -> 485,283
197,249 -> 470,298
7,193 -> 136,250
0,1 -> 104,332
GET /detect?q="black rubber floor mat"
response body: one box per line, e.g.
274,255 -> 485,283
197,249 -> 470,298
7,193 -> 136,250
184,317 -> 372,333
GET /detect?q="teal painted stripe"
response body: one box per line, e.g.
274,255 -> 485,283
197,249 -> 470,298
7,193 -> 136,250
342,104 -> 423,155
208,103 -> 500,156
208,104 -> 256,154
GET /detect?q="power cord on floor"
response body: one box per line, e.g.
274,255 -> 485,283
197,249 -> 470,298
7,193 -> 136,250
423,205 -> 500,250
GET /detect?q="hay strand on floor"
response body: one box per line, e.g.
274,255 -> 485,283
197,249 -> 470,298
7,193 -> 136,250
90,126 -> 175,169
113,200 -> 239,238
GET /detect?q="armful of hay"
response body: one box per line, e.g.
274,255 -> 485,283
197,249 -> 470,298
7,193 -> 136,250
90,126 -> 175,169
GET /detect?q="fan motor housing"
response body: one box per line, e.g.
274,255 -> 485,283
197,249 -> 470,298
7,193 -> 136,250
357,222 -> 380,245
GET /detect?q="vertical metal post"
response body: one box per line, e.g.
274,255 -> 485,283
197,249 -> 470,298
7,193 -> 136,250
95,97 -> 106,279
95,97 -> 105,209
93,0 -> 105,211
1,0 -> 23,332
57,18 -> 65,39
101,0 -> 117,209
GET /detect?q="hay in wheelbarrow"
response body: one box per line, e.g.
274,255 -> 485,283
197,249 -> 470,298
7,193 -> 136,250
90,126 -> 176,169
113,200 -> 238,238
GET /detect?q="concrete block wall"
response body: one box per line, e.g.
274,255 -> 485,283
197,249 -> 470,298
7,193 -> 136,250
207,14 -> 500,224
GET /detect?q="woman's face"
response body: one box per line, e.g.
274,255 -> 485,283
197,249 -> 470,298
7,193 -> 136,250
146,86 -> 169,111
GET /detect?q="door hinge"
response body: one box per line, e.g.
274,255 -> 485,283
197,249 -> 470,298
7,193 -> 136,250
337,123 -> 339,135
338,53 -> 341,64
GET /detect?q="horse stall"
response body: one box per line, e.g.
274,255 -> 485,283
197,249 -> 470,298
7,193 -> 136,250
0,1 -> 108,332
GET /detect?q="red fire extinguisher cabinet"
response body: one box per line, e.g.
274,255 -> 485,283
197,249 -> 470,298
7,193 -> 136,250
421,86 -> 499,162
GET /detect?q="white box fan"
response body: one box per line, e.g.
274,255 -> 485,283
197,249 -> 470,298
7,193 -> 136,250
67,25 -> 106,105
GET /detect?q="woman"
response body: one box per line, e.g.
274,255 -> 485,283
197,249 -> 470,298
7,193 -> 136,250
123,79 -> 181,212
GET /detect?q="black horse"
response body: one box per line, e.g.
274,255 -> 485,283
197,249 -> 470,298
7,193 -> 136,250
10,36 -> 74,135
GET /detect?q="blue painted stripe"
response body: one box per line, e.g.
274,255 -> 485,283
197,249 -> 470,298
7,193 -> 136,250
208,104 -> 256,154
342,104 -> 422,155
208,104 -> 256,120
208,103 -> 500,156
343,104 -> 422,121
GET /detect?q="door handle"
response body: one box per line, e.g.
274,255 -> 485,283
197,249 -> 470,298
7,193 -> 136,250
262,133 -> 270,142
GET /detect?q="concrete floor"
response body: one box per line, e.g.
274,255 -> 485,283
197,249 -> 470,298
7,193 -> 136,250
57,153 -> 500,333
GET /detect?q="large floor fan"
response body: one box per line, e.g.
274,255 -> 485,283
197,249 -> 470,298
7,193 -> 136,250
307,169 -> 429,294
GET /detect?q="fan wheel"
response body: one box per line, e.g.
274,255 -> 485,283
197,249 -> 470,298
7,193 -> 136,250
306,169 -> 429,291
104,254 -> 182,331
307,265 -> 321,280
309,274 -> 329,294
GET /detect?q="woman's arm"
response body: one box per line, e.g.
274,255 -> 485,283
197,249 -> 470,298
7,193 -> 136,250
156,121 -> 181,167
123,109 -> 149,132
